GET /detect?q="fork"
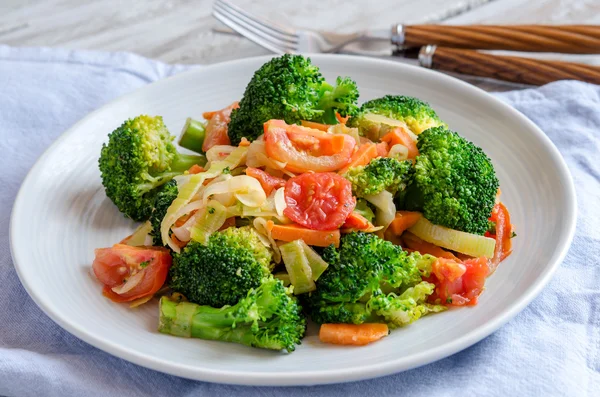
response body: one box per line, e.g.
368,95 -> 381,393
212,0 -> 600,86
212,0 -> 390,54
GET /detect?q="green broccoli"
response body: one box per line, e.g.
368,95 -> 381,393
159,278 -> 306,352
149,179 -> 178,246
401,126 -> 499,235
99,115 -> 206,221
354,199 -> 375,223
347,95 -> 446,140
227,55 -> 359,145
344,157 -> 413,197
169,226 -> 273,307
304,232 -> 444,328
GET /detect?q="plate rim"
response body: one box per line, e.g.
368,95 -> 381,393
9,53 -> 578,386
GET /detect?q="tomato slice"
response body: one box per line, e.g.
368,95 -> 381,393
487,202 -> 513,272
92,244 -> 172,303
202,101 -> 239,152
284,172 -> 356,231
428,256 -> 489,306
245,167 -> 286,196
264,120 -> 356,173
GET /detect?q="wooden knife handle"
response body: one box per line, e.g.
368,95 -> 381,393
419,46 -> 600,86
403,25 -> 600,54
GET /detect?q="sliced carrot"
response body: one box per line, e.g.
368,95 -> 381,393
239,137 -> 251,147
335,112 -> 350,124
339,143 -> 378,174
402,231 -> 458,260
219,217 -> 236,231
381,127 -> 419,159
376,141 -> 389,157
342,212 -> 371,230
267,221 -> 340,248
202,101 -> 239,120
188,164 -> 205,174
300,120 -> 331,131
319,323 -> 389,346
384,228 -> 404,246
389,211 -> 422,236
174,210 -> 197,228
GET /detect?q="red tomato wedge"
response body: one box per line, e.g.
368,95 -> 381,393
264,120 -> 356,173
93,244 -> 172,303
284,172 -> 356,231
381,127 -> 418,159
488,202 -> 513,272
428,256 -> 489,306
202,101 -> 239,152
245,167 -> 286,196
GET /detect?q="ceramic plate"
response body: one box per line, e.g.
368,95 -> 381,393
10,54 -> 576,385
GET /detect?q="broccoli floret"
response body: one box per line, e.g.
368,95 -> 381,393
402,126 -> 499,235
304,232 -> 441,327
344,157 -> 413,197
149,180 -> 178,246
227,55 -> 359,145
99,115 -> 206,221
159,278 -> 306,352
169,226 -> 273,307
347,95 -> 446,140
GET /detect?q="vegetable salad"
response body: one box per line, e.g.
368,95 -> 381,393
92,55 -> 514,352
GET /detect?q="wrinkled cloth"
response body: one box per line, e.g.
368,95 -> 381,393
0,46 -> 598,397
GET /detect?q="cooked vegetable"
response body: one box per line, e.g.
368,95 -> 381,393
280,240 -> 316,295
160,145 -> 247,251
284,172 -> 356,231
380,127 -> 418,159
347,95 -> 446,140
429,256 -> 489,306
408,216 -> 496,258
159,278 -> 306,352
177,118 -> 206,154
99,115 -> 206,221
149,179 -> 178,246
245,167 -> 286,196
189,200 -> 228,244
338,142 -> 378,174
304,232 -> 444,327
402,232 -> 459,260
267,221 -> 341,248
319,323 -> 389,346
401,126 -> 500,235
344,157 -> 413,197
488,202 -> 513,273
264,120 -> 356,173
120,221 -> 153,246
169,226 -> 272,307
388,211 -> 422,236
93,244 -> 172,303
227,54 -> 359,145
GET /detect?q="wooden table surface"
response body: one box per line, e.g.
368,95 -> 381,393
1,0 -> 599,91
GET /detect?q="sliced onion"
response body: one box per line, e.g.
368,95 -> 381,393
111,270 -> 145,295
388,144 -> 409,161
364,190 -> 396,230
122,221 -> 153,246
408,217 -> 496,258
328,124 -> 361,145
206,145 -> 237,163
190,200 -> 227,244
172,207 -> 204,243
274,187 -> 287,217
129,295 -> 154,308
254,217 -> 281,263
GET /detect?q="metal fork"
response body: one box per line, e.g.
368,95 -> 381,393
212,0 -> 390,54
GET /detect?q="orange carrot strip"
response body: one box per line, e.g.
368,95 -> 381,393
335,112 -> 350,124
389,211 -> 422,236
376,141 -> 389,157
188,164 -> 205,174
402,231 -> 458,260
219,217 -> 236,231
381,127 -> 418,159
300,120 -> 331,131
342,212 -> 371,230
319,323 -> 389,346
239,137 -> 251,147
339,143 -> 378,174
267,221 -> 340,248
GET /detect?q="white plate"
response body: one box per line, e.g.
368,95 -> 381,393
10,54 -> 576,386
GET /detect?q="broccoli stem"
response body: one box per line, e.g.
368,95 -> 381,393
170,152 -> 207,172
158,297 -> 279,350
178,118 -> 206,154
